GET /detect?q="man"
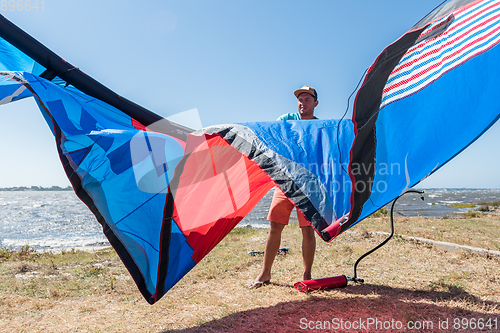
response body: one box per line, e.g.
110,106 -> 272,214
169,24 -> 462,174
249,85 -> 318,288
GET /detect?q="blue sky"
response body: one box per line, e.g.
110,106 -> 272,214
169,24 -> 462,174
1,0 -> 499,188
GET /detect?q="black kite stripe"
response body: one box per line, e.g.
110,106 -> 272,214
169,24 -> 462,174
53,114 -> 158,304
345,0 -> 482,232
2,72 -> 158,303
153,190 -> 175,304
345,28 -> 427,232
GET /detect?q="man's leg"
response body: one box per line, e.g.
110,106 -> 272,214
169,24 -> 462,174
301,225 -> 316,281
252,221 -> 285,284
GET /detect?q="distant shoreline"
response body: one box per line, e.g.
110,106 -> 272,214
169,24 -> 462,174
0,186 -> 72,191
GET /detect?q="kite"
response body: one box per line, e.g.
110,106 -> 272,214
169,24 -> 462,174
1,0 -> 500,304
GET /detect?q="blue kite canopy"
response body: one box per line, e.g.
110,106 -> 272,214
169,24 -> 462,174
1,0 -> 500,304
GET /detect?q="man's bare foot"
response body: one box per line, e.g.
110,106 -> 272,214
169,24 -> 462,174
247,280 -> 270,289
255,272 -> 271,283
248,272 -> 271,289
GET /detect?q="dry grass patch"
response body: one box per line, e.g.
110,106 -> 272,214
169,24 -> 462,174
0,217 -> 499,332
360,215 -> 500,250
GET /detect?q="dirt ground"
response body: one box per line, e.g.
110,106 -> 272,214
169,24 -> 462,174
1,216 -> 499,332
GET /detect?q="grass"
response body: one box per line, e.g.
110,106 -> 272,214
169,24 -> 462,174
1,216 -> 500,332
370,206 -> 389,217
361,214 -> 500,250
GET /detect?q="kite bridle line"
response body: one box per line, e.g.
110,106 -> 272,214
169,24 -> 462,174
347,189 -> 425,283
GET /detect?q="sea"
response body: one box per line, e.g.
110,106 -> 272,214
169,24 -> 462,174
1,188 -> 499,251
